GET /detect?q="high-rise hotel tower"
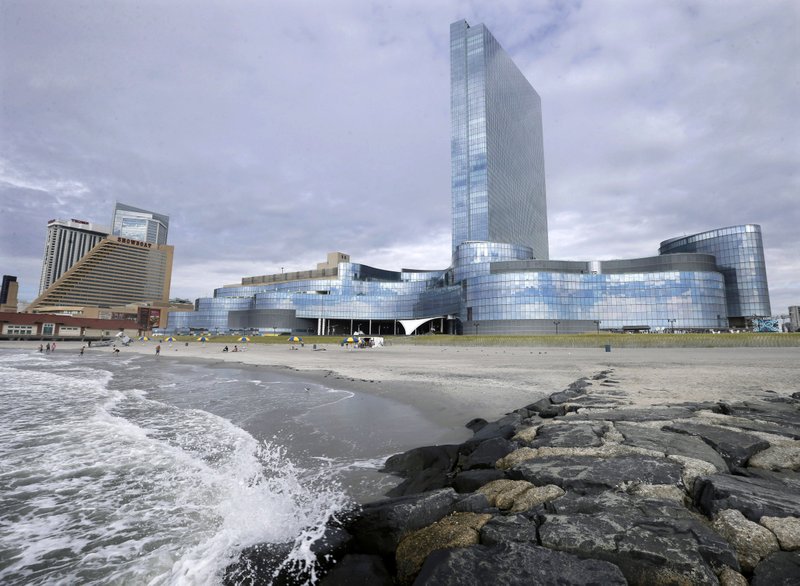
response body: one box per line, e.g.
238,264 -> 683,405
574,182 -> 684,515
450,20 -> 548,259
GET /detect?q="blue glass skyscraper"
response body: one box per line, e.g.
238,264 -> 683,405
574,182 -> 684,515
450,20 -> 548,259
167,20 -> 771,336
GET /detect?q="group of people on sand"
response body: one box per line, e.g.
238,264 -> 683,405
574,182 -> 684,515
38,342 -> 56,353
222,345 -> 240,353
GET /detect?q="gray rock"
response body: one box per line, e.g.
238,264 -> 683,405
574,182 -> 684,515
761,516 -> 800,551
348,489 -> 459,555
748,443 -> 800,472
529,422 -> 606,448
712,509 -> 780,572
319,554 -> 393,586
717,400 -> 800,434
382,445 -> 459,478
549,388 -> 584,404
413,542 -> 627,586
524,397 -> 552,412
465,418 -> 488,433
453,493 -> 493,513
569,406 -> 697,422
383,445 -> 459,497
479,514 -> 539,546
511,455 -> 683,492
459,437 -> 517,470
540,503 -> 738,585
665,421 -> 770,469
495,412 -> 524,429
693,473 -> 800,521
224,542 -> 299,586
751,551 -> 800,586
468,422 -> 517,443
615,421 -> 729,471
453,469 -> 506,493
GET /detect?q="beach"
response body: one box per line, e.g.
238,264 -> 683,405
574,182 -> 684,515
3,339 -> 799,584
46,340 -> 800,426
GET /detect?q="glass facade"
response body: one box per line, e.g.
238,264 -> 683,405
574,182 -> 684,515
659,225 -> 771,318
111,202 -> 170,245
166,22 -> 770,335
450,21 -> 548,259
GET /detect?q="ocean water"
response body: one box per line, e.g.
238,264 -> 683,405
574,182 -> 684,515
0,348 -> 464,585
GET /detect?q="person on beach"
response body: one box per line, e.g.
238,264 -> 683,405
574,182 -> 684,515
80,346 -> 85,356
233,345 -> 238,352
155,344 -> 161,357
113,348 -> 120,355
38,344 -> 43,353
52,342 -> 56,352
45,343 -> 50,353
223,346 -> 228,352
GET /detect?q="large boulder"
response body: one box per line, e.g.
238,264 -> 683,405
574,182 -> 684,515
477,479 -> 564,513
479,514 -> 539,546
413,542 -> 627,586
395,512 -> 491,584
539,501 -> 738,585
665,421 -> 770,469
715,400 -> 800,435
458,437 -> 517,470
347,489 -> 459,555
382,445 -> 459,497
748,443 -> 800,472
615,421 -> 729,471
510,455 -> 683,492
318,554 -> 393,586
452,468 -> 506,493
751,551 -> 800,586
528,422 -> 606,448
712,509 -> 780,572
569,406 -> 697,422
760,516 -> 800,551
693,473 -> 800,521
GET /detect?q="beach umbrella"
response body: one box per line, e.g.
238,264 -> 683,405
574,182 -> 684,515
287,336 -> 303,343
237,336 -> 251,342
165,336 -> 175,342
139,336 -> 149,342
342,336 -> 359,344
197,336 -> 209,342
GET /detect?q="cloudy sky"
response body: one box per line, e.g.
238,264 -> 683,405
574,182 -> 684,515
2,0 -> 798,312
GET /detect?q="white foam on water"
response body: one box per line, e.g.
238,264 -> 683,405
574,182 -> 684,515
0,352 -> 352,585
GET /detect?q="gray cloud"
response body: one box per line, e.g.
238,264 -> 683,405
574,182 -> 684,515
2,0 -> 797,313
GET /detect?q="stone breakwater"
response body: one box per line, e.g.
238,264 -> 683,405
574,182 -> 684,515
226,370 -> 800,585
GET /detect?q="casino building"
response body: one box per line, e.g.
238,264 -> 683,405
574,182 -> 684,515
167,20 -> 770,335
27,203 -> 174,329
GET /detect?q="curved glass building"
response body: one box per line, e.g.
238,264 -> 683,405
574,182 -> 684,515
659,225 -> 771,325
167,20 -> 770,335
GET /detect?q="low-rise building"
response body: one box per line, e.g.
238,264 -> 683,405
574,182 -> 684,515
0,312 -> 141,340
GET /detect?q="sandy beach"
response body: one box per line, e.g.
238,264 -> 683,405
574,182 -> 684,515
8,340 -> 798,431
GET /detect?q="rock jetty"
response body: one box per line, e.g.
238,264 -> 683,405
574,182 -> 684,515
226,370 -> 800,585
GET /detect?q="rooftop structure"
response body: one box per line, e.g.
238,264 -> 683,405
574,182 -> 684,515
111,202 -> 169,245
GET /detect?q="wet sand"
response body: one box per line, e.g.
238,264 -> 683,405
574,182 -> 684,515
8,340 -> 798,431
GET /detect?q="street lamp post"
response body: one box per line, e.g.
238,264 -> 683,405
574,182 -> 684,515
593,320 -> 600,334
475,322 -> 479,339
668,319 -> 676,333
553,320 -> 560,335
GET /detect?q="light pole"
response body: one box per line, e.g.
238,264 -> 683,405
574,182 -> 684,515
668,319 -> 676,333
475,322 -> 479,338
553,320 -> 560,335
593,320 -> 600,334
